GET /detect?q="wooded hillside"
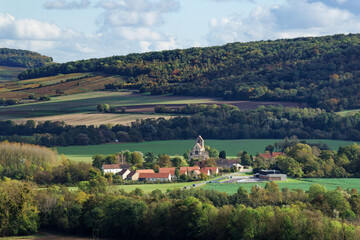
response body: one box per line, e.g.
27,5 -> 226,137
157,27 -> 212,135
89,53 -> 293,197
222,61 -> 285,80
18,33 -> 360,111
0,48 -> 53,68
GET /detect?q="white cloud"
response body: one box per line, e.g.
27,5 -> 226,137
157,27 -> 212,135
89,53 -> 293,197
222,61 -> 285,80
44,0 -> 91,10
0,12 -> 96,62
308,0 -> 360,14
0,13 -> 79,40
207,0 -> 360,45
96,0 -> 180,55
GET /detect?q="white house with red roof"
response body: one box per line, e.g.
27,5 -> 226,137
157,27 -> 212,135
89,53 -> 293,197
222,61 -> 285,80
138,172 -> 172,182
102,164 -> 131,174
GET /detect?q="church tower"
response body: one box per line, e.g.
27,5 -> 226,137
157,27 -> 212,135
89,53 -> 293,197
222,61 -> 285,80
189,135 -> 209,161
197,135 -> 204,149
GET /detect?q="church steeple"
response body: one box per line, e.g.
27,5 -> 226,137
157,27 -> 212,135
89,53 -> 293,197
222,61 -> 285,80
197,135 -> 204,149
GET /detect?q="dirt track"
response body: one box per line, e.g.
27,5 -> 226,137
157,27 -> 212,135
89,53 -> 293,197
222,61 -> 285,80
120,101 -> 307,113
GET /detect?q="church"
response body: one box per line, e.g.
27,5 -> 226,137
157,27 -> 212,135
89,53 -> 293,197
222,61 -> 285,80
188,135 -> 209,161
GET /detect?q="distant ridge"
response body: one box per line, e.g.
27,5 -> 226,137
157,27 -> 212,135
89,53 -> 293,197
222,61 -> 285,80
0,48 -> 53,68
17,33 -> 360,111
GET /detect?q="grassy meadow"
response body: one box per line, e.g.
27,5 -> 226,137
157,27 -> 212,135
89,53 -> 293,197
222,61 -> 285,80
57,139 -> 357,163
107,182 -> 203,193
338,109 -> 360,116
202,178 -> 360,194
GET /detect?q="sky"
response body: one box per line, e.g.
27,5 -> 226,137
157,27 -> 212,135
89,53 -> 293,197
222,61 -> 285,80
1,0 -> 360,63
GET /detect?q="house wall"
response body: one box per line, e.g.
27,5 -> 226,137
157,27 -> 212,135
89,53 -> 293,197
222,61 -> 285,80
103,169 -> 122,174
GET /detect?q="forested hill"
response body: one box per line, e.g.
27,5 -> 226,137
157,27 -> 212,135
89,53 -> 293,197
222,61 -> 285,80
0,48 -> 53,68
19,33 -> 360,111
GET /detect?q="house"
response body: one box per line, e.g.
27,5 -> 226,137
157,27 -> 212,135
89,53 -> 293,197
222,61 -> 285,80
102,164 -> 131,174
159,168 -> 177,179
190,169 -> 201,178
254,170 -> 287,181
138,173 -> 172,182
202,167 -> 219,175
188,136 -> 209,161
199,168 -> 210,176
177,166 -> 200,176
118,169 -> 130,179
127,172 -> 139,181
215,159 -> 243,171
136,169 -> 155,174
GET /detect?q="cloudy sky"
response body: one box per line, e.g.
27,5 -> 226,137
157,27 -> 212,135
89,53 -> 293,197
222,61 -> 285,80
1,0 -> 360,62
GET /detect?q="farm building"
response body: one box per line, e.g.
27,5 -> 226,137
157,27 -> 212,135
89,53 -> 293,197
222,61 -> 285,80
136,169 -> 155,174
188,136 -> 209,161
138,173 -> 172,182
127,172 -> 139,181
254,170 -> 287,181
102,164 -> 131,174
216,159 -> 243,171
199,167 -> 219,176
191,169 -> 201,178
118,169 -> 130,179
159,167 -> 177,179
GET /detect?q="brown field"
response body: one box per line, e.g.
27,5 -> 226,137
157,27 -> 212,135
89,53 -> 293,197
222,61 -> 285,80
0,73 -> 124,99
11,112 -> 173,126
0,66 -> 26,82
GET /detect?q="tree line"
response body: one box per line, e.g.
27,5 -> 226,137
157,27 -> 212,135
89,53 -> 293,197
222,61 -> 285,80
18,33 -> 360,111
0,48 -> 53,68
1,179 -> 360,239
1,105 -> 360,148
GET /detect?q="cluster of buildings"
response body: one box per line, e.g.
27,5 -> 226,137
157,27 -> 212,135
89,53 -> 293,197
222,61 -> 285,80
102,135 -> 287,183
102,164 -> 219,182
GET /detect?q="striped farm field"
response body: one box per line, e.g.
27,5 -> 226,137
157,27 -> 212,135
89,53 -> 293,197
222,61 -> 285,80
202,178 -> 360,194
0,66 -> 26,82
56,139 -> 357,163
0,73 -> 125,99
0,90 -> 222,120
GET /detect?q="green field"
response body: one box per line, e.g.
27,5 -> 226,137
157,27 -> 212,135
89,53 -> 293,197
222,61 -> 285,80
57,139 -> 357,163
202,178 -> 360,194
338,109 -> 360,116
107,182 -> 203,193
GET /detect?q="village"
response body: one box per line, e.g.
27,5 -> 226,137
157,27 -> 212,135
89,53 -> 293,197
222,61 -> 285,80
102,136 -> 287,183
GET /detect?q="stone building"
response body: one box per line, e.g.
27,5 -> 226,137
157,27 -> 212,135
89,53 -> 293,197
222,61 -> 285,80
189,135 -> 209,161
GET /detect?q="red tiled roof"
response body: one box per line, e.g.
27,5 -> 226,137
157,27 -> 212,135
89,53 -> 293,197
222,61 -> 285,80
136,169 -> 155,173
199,169 -> 209,174
102,164 -> 121,170
179,169 -> 187,175
139,173 -> 170,179
259,152 -> 285,159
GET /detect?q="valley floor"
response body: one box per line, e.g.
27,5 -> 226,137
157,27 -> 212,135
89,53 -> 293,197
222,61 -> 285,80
56,139 -> 358,163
